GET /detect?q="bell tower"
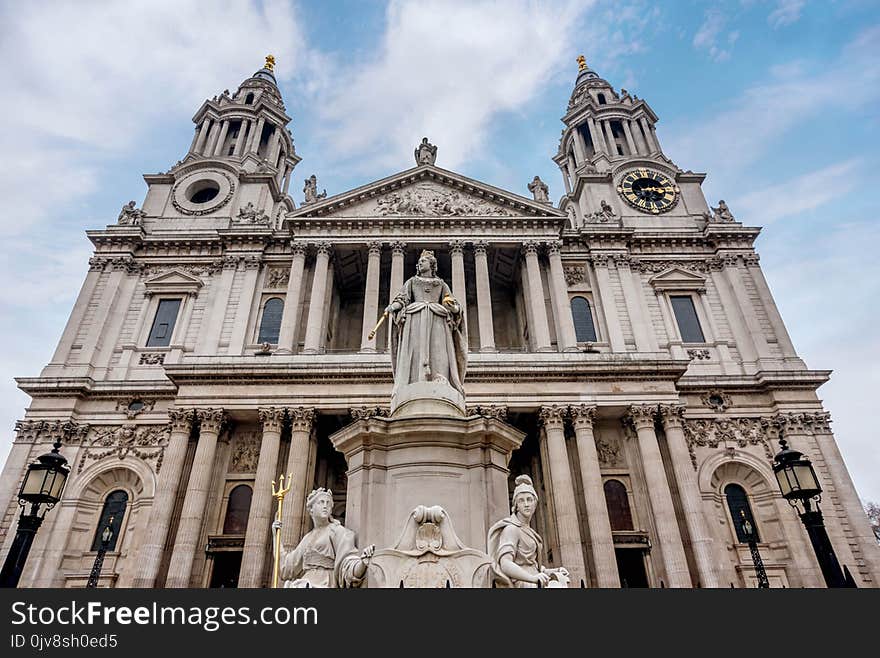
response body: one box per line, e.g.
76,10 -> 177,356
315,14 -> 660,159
139,55 -> 301,226
554,55 -> 711,228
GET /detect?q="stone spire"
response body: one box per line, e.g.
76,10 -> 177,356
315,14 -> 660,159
185,55 -> 301,194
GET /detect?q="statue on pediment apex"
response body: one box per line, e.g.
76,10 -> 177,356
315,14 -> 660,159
303,174 -> 327,204
414,137 -> 437,165
528,176 -> 550,203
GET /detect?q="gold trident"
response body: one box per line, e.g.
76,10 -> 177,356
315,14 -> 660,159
271,473 -> 292,589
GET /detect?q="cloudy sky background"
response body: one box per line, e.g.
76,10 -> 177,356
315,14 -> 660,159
0,0 -> 878,503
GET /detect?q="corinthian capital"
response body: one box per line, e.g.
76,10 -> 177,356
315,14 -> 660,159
289,406 -> 316,432
539,404 -> 566,429
448,240 -> 464,256
167,408 -> 195,434
658,403 -> 686,429
569,404 -> 597,429
197,408 -> 227,434
521,241 -> 540,257
259,407 -> 286,433
315,241 -> 333,257
626,404 -> 657,430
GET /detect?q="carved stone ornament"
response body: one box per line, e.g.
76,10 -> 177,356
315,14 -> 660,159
563,264 -> 585,286
682,417 -> 774,470
138,352 -> 166,365
234,201 -> 270,225
687,348 -> 711,361
171,171 -> 235,216
539,404 -> 566,428
710,199 -> 735,222
375,183 -> 516,217
586,199 -> 619,224
266,267 -> 290,289
115,397 -> 156,419
77,424 -> 169,473
349,406 -> 390,420
229,431 -> 260,473
259,407 -> 286,433
626,404 -> 657,430
527,176 -> 550,203
466,405 -> 509,421
701,390 -> 732,412
289,406 -> 316,432
117,200 -> 146,226
197,408 -> 227,435
14,420 -> 90,445
596,436 -> 622,467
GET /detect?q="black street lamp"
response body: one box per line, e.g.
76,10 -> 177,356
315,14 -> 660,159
771,438 -> 850,588
86,516 -> 115,588
0,440 -> 70,588
740,510 -> 769,588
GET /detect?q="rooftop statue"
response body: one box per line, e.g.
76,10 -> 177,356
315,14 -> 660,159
414,137 -> 437,165
528,175 -> 550,203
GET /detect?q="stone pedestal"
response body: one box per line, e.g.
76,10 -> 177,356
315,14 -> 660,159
390,380 -> 466,418
330,414 -> 524,550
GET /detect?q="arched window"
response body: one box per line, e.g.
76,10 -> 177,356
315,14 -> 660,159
91,490 -> 128,551
257,297 -> 284,344
725,483 -> 759,543
570,296 -> 597,342
223,485 -> 252,534
244,93 -> 254,105
597,93 -> 607,105
604,479 -> 633,531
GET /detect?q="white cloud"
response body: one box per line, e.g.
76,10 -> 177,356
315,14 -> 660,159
665,25 -> 880,184
693,8 -> 736,61
311,0 -> 597,173
768,0 -> 806,28
734,159 -> 860,224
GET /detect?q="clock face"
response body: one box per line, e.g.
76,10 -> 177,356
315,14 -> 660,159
616,169 -> 679,214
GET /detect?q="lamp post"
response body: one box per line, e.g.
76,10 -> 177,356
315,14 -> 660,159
0,440 -> 70,588
740,510 -> 769,588
86,517 -> 114,589
771,438 -> 849,588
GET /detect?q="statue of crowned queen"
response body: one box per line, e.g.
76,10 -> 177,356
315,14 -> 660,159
273,232 -> 570,587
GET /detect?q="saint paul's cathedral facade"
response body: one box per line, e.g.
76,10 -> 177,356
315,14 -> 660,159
1,56 -> 877,588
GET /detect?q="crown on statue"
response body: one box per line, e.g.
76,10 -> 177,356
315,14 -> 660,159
419,250 -> 435,261
306,487 -> 333,508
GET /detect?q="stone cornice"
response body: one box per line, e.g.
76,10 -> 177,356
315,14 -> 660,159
674,370 -> 832,392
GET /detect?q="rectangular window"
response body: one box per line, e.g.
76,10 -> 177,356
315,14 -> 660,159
146,298 -> 182,347
670,295 -> 705,343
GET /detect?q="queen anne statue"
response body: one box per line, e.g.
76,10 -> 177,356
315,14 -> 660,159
385,250 -> 467,415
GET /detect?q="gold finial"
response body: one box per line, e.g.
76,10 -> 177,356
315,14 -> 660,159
265,54 -> 276,71
577,55 -> 587,72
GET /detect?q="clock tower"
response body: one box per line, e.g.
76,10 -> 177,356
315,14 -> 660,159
553,56 -> 712,228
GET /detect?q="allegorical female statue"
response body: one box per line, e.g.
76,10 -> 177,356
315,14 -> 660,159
487,475 -> 570,588
385,250 -> 467,405
272,488 -> 374,588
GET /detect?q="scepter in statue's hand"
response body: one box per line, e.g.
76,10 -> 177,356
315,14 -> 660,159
368,302 -> 399,340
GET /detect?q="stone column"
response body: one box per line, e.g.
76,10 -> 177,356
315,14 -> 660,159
540,405 -> 586,584
204,120 -> 222,157
719,254 -> 772,363
360,242 -> 382,352
213,120 -> 230,156
449,241 -> 466,307
639,117 -> 658,152
603,121 -> 618,156
389,241 -> 406,297
621,120 -> 638,156
473,241 -> 496,352
707,258 -> 757,368
238,408 -> 285,588
808,412 -> 880,583
591,254 -> 626,351
132,409 -> 194,588
571,127 -> 587,163
570,405 -> 620,587
282,407 -> 316,547
523,241 -> 552,352
78,260 -> 128,366
248,116 -> 265,154
546,241 -> 578,352
194,119 -> 212,154
302,242 -> 332,354
228,256 -> 261,355
658,404 -> 721,588
165,408 -> 226,588
587,117 -> 606,154
630,119 -> 648,154
275,242 -> 307,354
626,404 -> 692,587
232,120 -> 249,157
744,254 -> 799,359
267,128 -> 282,165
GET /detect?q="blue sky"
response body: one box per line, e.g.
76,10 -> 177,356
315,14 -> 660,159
0,0 -> 878,503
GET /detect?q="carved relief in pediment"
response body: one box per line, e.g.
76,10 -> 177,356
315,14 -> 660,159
332,182 -> 518,218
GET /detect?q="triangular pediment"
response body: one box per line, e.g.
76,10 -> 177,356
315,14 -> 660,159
648,267 -> 706,292
287,164 -> 564,220
144,270 -> 204,294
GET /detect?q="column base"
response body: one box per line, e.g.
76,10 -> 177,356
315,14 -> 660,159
478,346 -> 498,353
359,347 -> 378,354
